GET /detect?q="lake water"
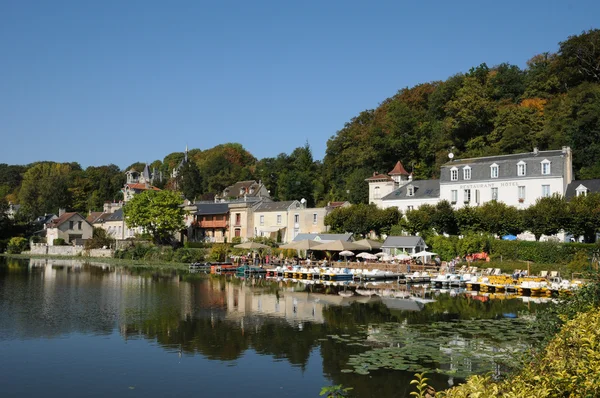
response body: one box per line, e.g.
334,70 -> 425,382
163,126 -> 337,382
0,257 -> 549,397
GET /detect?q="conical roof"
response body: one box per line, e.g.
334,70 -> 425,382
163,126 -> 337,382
388,161 -> 409,176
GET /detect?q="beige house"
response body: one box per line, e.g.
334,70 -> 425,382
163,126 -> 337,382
227,199 -> 262,242
253,200 -> 300,242
286,205 -> 329,242
46,212 -> 93,245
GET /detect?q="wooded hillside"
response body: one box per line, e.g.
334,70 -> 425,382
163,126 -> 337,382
1,29 -> 599,219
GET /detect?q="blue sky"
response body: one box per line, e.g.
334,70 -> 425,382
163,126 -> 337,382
1,0 -> 598,169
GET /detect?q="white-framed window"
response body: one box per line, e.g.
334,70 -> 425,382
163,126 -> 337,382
542,185 -> 550,198
541,159 -> 551,175
451,190 -> 458,203
576,185 -> 588,197
450,167 -> 458,181
475,189 -> 480,204
313,213 -> 318,224
464,189 -> 471,203
491,187 -> 498,200
407,185 -> 414,196
518,186 -> 526,201
276,214 -> 282,225
294,214 -> 299,223
407,205 -> 414,211
517,161 -> 527,176
260,215 -> 264,225
373,186 -> 380,199
463,166 -> 471,180
490,163 -> 499,179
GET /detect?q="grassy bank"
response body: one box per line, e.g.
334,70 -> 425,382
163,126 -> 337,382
0,253 -> 191,270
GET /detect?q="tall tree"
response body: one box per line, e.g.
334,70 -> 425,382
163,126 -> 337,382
523,195 -> 568,240
179,161 -> 203,201
124,190 -> 184,244
18,162 -> 73,216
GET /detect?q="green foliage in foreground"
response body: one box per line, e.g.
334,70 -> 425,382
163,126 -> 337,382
124,190 -> 184,244
7,237 -> 28,254
433,306 -> 600,397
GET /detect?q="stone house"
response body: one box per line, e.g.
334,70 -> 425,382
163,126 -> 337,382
46,212 -> 93,245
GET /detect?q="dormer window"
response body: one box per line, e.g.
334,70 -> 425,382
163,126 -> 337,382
490,163 -> 499,179
407,185 -> 414,197
576,185 -> 588,197
463,166 -> 471,180
450,167 -> 458,181
240,188 -> 245,195
541,159 -> 551,175
517,161 -> 527,177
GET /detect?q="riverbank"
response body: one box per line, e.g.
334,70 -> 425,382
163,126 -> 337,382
0,253 -> 191,270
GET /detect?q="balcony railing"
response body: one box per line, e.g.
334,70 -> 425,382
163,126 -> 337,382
193,220 -> 229,228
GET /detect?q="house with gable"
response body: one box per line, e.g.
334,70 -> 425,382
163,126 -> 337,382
46,210 -> 93,245
565,179 -> 600,199
122,164 -> 161,202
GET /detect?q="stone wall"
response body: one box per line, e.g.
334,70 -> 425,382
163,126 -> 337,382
86,249 -> 114,258
29,243 -> 84,256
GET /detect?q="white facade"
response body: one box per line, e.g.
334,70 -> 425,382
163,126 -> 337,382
373,147 -> 574,212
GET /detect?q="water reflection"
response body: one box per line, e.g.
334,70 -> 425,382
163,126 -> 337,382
0,257 -> 549,397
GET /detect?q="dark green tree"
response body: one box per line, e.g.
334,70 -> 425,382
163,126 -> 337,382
523,195 -> 568,240
179,161 -> 203,201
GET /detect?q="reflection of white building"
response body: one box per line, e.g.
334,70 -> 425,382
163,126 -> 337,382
369,147 -> 574,212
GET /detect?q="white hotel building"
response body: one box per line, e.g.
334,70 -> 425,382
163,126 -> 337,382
367,147 -> 574,213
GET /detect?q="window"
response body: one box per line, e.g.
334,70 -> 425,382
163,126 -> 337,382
276,214 -> 282,225
313,213 -> 318,224
490,163 -> 499,179
475,189 -> 480,204
463,166 -> 471,180
542,185 -> 550,198
464,189 -> 471,203
576,185 -> 588,197
259,215 -> 264,225
78,221 -> 82,230
450,167 -> 458,181
541,159 -> 551,175
235,213 -> 241,225
407,205 -> 414,211
69,221 -> 74,229
518,186 -> 526,202
451,190 -> 458,203
235,228 -> 241,237
491,187 -> 498,201
373,186 -> 380,199
294,214 -> 299,224
517,161 -> 527,176
407,185 -> 414,196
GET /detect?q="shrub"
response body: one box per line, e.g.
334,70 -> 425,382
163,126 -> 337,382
184,241 -> 211,249
85,228 -> 115,250
429,235 -> 458,261
173,248 -> 207,263
7,237 -> 28,254
53,238 -> 67,246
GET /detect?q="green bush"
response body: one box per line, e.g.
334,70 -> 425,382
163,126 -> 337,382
53,238 -> 67,246
183,241 -> 211,249
231,236 -> 242,244
7,237 -> 28,254
489,239 -> 599,264
429,235 -> 458,260
173,248 -> 207,263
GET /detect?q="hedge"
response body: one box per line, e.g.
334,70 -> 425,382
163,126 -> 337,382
114,244 -> 208,263
489,240 -> 599,264
429,235 -> 599,265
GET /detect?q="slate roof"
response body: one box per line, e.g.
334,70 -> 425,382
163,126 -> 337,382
194,203 -> 229,216
255,200 -> 299,212
221,180 -> 264,198
381,179 -> 440,201
382,236 -> 426,248
106,208 -> 124,221
34,214 -> 57,225
565,179 -> 600,199
440,149 -> 568,183
292,233 -> 353,242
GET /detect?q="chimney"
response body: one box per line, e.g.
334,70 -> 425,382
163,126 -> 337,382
408,173 -> 413,182
59,208 -> 66,216
533,147 -> 539,155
